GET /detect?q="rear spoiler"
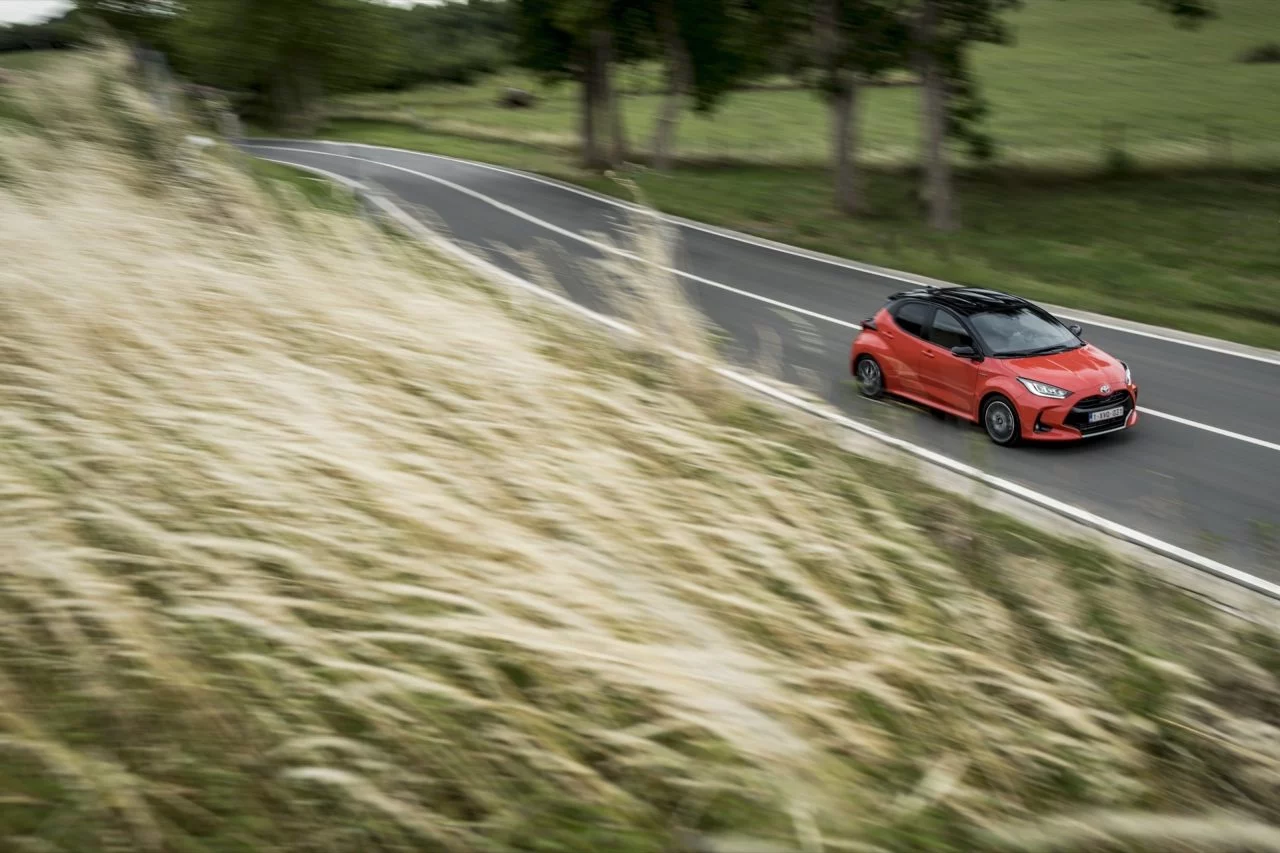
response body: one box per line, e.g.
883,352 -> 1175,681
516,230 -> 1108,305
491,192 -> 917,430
887,284 -> 940,301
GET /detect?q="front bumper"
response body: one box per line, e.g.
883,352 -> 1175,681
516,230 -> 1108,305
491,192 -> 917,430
1017,386 -> 1139,441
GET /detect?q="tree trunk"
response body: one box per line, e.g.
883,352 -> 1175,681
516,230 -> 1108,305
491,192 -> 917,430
651,0 -> 690,171
830,71 -> 865,215
599,29 -> 627,164
580,72 -> 602,168
610,89 -> 628,165
916,0 -> 956,230
815,0 -> 866,215
580,36 -> 607,170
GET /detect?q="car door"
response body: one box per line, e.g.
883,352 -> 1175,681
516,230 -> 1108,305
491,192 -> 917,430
922,307 -> 983,416
886,300 -> 934,398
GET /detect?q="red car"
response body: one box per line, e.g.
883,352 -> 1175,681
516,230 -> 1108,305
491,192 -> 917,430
850,287 -> 1137,445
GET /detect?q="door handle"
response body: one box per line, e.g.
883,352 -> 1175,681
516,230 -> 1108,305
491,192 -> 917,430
922,349 -> 935,358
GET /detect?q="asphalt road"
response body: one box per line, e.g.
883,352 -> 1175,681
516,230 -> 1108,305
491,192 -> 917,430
243,140 -> 1280,584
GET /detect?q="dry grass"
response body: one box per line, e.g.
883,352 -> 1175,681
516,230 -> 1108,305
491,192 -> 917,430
1,49 -> 1279,853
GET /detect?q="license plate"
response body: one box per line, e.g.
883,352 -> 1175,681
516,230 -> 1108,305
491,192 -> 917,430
1089,406 -> 1125,423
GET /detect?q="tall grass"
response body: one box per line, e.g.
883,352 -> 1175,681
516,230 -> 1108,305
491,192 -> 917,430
1,49 -> 1278,853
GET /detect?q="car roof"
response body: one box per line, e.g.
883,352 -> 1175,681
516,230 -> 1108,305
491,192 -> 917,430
886,286 -> 1033,316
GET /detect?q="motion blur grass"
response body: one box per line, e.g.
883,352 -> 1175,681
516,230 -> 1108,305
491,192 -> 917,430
3,48 -> 1280,853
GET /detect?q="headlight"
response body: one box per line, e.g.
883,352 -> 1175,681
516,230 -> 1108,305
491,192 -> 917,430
1122,362 -> 1132,385
1017,377 -> 1071,399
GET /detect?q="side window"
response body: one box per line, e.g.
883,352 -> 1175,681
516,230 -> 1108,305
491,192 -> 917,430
893,301 -> 932,339
930,309 -> 973,350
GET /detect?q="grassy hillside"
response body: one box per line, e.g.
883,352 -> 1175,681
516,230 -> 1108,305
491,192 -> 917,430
3,50 -> 1280,853
337,0 -> 1280,169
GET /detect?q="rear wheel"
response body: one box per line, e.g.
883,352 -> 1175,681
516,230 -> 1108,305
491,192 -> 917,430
855,356 -> 884,399
982,395 -> 1021,446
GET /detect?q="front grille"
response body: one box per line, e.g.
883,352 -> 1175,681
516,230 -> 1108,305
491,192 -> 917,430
1073,390 -> 1129,410
1065,390 -> 1133,435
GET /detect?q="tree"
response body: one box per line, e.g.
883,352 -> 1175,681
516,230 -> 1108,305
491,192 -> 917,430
74,0 -> 179,54
912,0 -> 1216,231
373,0 -> 516,90
911,0 -> 1015,230
651,0 -> 796,170
0,10 -> 86,54
813,0 -> 910,213
651,0 -> 742,169
650,0 -> 692,170
172,0 -> 395,130
513,0 -> 651,169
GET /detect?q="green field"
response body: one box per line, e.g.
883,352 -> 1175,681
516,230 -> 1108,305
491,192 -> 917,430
338,0 -> 1280,169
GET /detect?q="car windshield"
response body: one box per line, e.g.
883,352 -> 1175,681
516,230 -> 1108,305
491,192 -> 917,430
968,307 -> 1081,357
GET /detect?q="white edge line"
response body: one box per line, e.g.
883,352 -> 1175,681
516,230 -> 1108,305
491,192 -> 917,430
254,154 -> 1280,604
1143,408 -> 1280,453
242,138 -> 1280,368
253,145 -> 1280,454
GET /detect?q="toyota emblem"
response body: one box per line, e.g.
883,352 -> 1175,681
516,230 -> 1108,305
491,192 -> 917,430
1099,384 -> 1111,394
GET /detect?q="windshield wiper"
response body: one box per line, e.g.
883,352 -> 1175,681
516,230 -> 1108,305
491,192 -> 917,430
998,343 -> 1078,358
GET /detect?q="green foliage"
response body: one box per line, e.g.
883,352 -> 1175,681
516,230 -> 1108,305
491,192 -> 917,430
0,8 -> 86,54
74,1 -> 179,54
373,0 -> 516,89
925,0 -> 1020,160
674,0 -> 791,113
173,0 -> 397,128
514,0 -> 656,82
514,0 -> 589,80
1238,40 -> 1280,62
1145,0 -> 1217,26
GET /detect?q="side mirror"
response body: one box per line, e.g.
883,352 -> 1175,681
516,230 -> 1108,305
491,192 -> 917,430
951,345 -> 981,360
1068,324 -> 1083,337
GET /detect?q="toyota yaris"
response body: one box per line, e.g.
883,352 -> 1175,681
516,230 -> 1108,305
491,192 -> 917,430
850,287 -> 1137,446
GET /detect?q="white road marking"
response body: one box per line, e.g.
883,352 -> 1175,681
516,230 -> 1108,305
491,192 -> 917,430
247,139 -> 1280,368
255,155 -> 1280,603
251,146 -> 1280,455
1142,408 -> 1280,453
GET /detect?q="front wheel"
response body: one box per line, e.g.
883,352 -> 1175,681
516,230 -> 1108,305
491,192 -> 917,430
855,356 -> 884,399
981,395 -> 1022,446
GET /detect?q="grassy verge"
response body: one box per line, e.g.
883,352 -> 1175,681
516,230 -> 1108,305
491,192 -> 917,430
248,158 -> 363,215
299,119 -> 1280,350
4,48 -> 1280,853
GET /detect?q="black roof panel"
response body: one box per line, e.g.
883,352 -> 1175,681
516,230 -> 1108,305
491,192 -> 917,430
888,286 -> 1032,316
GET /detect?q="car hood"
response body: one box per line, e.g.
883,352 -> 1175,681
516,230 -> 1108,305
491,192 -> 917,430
1003,345 -> 1127,396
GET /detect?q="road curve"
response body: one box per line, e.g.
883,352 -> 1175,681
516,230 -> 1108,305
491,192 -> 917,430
242,139 -> 1280,583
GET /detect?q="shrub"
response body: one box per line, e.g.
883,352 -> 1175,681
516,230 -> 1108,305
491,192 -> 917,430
1238,42 -> 1280,63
